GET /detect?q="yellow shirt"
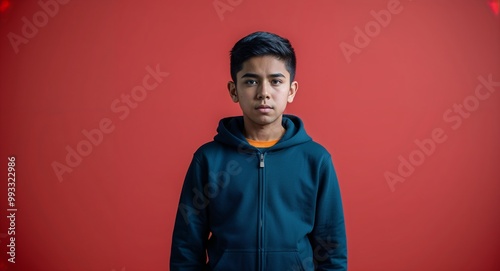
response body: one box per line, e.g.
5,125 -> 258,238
246,138 -> 280,148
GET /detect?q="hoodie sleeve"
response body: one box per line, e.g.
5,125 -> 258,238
170,154 -> 210,271
309,154 -> 348,271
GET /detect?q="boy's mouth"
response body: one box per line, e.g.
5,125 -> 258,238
256,105 -> 273,113
256,105 -> 272,109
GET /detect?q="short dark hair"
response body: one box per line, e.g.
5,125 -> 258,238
230,31 -> 296,83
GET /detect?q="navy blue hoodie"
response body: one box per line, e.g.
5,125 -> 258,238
170,115 -> 347,270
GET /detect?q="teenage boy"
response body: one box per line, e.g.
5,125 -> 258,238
170,31 -> 347,270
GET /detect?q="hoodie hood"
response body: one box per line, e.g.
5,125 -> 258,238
214,114 -> 312,150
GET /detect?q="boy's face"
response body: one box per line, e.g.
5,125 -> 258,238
228,55 -> 298,129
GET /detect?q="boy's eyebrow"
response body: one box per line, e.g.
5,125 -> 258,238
240,73 -> 287,79
269,73 -> 286,78
241,73 -> 260,79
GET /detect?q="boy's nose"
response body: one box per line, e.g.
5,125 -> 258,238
257,82 -> 270,100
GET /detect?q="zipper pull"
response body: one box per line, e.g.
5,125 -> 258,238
259,153 -> 265,168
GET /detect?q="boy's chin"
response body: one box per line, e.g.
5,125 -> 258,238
243,114 -> 283,126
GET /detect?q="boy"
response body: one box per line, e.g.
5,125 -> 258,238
170,31 -> 347,270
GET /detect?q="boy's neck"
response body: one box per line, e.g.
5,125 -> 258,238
243,116 -> 286,141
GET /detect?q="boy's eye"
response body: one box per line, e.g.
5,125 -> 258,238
245,80 -> 258,85
271,79 -> 283,85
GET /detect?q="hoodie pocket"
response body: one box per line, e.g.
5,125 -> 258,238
209,250 -> 313,271
265,251 -> 313,271
208,249 -> 257,271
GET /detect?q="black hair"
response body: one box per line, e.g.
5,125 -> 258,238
230,31 -> 296,83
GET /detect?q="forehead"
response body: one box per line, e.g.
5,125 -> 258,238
239,56 -> 289,76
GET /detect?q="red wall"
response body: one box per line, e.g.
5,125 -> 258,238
1,0 -> 499,270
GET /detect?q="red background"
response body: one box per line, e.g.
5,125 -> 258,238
1,0 -> 499,270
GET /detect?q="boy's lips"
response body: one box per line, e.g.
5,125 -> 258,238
256,105 -> 273,113
256,105 -> 272,109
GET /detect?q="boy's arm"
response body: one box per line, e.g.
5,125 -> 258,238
309,155 -> 348,271
170,155 -> 209,271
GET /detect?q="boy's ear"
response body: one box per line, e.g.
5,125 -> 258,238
287,81 -> 298,103
228,81 -> 238,103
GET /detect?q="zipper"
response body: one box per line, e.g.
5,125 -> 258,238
257,151 -> 265,270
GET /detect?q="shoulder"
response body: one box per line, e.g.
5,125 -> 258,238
299,140 -> 332,159
192,140 -> 231,161
296,141 -> 339,174
195,141 -> 223,153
